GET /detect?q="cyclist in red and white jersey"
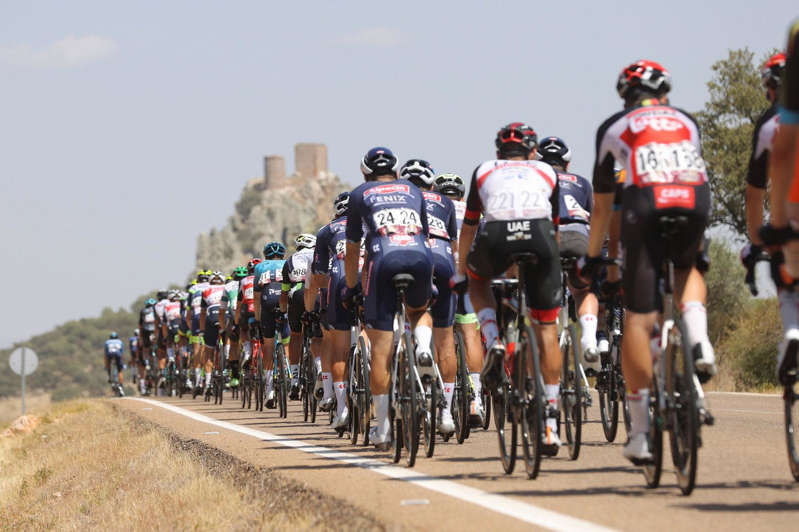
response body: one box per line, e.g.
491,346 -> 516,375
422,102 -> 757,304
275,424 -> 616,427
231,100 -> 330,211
454,122 -> 564,454
153,289 -> 169,372
199,272 -> 227,393
235,260 -> 259,374
583,60 -> 715,463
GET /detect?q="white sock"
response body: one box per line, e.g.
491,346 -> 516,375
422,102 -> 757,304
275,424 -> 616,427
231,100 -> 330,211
628,388 -> 650,436
139,378 -> 146,392
680,301 -> 709,349
470,372 -> 482,408
242,341 -> 252,361
266,375 -> 274,393
290,364 -> 299,383
315,356 -> 322,373
334,382 -> 347,416
414,325 -> 432,354
205,372 -> 211,386
579,314 -> 598,353
224,344 -> 230,359
322,372 -> 333,400
477,308 -> 499,349
545,384 -> 559,430
442,382 -> 454,414
194,368 -> 202,386
374,394 -> 390,439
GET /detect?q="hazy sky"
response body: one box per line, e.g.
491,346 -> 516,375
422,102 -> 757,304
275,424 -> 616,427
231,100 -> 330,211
0,1 -> 794,348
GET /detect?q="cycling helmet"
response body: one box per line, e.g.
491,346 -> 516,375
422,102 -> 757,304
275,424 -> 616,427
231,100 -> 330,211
110,332 -> 118,339
232,266 -> 248,280
168,289 -> 180,300
536,136 -> 572,167
295,233 -> 317,250
196,270 -> 210,282
210,271 -> 225,284
433,173 -> 465,198
495,122 -> 537,156
400,159 -> 436,187
247,258 -> 262,273
134,329 -> 139,336
761,52 -> 786,90
263,241 -> 286,259
157,289 -> 168,300
616,60 -> 672,100
333,192 -> 350,217
145,298 -> 157,306
360,147 -> 399,179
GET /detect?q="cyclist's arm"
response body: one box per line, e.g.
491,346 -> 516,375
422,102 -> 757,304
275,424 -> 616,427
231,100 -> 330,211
458,170 -> 481,276
305,274 -> 325,312
344,189 -> 364,289
253,290 -> 261,325
746,186 -> 766,245
279,262 -> 290,313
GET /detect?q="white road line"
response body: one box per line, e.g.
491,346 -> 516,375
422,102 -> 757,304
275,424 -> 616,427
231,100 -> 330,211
124,397 -> 616,532
707,391 -> 781,398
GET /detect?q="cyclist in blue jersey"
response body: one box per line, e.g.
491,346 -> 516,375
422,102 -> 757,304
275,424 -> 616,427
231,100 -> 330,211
253,242 -> 288,408
343,147 -> 435,450
400,158 -> 458,436
307,192 -> 354,425
104,332 -> 125,389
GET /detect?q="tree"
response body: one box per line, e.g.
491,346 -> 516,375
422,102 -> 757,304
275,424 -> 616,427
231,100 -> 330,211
696,48 -> 771,235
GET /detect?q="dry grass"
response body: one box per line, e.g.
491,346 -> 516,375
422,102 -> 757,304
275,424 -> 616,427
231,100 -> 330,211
0,400 -> 321,531
0,393 -> 51,427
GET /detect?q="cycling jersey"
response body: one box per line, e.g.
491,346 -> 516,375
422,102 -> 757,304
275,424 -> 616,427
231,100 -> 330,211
452,199 -> 466,238
236,275 -> 256,314
557,171 -> 592,228
154,298 -> 168,325
164,301 -> 182,331
282,247 -> 314,291
128,336 -> 138,355
201,285 -> 226,346
188,282 -> 209,334
346,179 -> 433,331
139,306 -> 156,332
422,191 -> 458,242
423,191 -> 458,328
465,160 -> 560,224
746,104 -> 779,189
314,216 -> 353,331
221,279 -> 239,313
593,100 -> 710,313
253,260 -> 286,338
104,339 -> 124,356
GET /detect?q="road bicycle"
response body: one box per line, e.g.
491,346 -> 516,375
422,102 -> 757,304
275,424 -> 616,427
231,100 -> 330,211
451,326 -> 473,444
597,284 -> 631,442
641,216 -> 715,496
300,323 -> 318,423
348,299 -> 371,446
272,327 -> 290,418
212,330 -> 226,405
557,256 -> 584,461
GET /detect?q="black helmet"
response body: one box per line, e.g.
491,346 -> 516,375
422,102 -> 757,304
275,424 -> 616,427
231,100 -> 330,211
157,290 -> 168,300
360,147 -> 398,179
333,192 -> 350,217
495,122 -> 537,157
536,136 -> 572,167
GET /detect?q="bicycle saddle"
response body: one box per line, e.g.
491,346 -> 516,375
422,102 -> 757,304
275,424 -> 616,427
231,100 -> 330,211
392,273 -> 415,291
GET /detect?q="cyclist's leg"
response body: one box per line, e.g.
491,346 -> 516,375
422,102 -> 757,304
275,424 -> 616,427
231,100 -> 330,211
191,315 -> 203,387
456,294 -> 485,420
104,353 -> 111,382
561,228 -> 600,363
114,353 -> 124,385
287,288 -> 305,394
228,321 -> 240,385
431,240 -> 457,431
327,275 -> 350,417
260,304 -> 278,404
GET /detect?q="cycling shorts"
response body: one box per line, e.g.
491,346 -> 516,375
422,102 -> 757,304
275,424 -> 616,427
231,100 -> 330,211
455,293 -> 478,325
287,287 -> 305,333
326,270 -> 351,331
140,329 -> 154,349
466,219 -> 562,322
363,242 -> 434,331
155,328 -> 165,349
559,228 -> 591,290
779,19 -> 799,123
621,184 -> 710,313
191,315 -> 201,336
430,238 -> 456,328
260,303 -> 281,339
203,320 -> 221,347
106,352 -> 123,372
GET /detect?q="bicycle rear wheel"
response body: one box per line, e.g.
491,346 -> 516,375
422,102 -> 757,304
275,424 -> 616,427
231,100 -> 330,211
276,343 -> 288,418
423,377 -> 437,458
561,323 -> 582,461
349,348 -> 360,445
453,330 -> 470,444
669,336 -> 699,495
784,379 -> 799,481
400,332 -> 419,467
482,386 -> 491,430
256,353 -> 264,412
643,377 -> 664,489
302,354 -> 310,422
519,324 -> 543,479
492,381 -> 516,474
358,335 -> 371,445
599,343 -> 620,442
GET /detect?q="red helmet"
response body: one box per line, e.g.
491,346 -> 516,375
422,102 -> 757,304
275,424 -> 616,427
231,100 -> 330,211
495,122 -> 537,155
246,258 -> 262,273
761,52 -> 786,89
616,60 -> 672,100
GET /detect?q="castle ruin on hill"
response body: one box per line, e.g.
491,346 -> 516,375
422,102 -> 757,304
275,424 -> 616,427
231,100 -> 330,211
262,142 -> 330,188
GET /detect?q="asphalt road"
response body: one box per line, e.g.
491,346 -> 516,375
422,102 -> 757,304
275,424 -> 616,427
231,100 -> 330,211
118,391 -> 798,531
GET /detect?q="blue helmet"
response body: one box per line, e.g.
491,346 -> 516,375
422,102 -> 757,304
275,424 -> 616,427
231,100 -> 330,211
263,241 -> 286,259
145,298 -> 157,306
110,331 -> 118,339
536,136 -> 572,167
360,147 -> 398,179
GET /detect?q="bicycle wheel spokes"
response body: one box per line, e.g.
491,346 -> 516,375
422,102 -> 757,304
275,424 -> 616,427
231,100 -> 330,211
358,336 -> 371,444
785,380 -> 799,481
643,376 -> 664,489
401,333 -> 420,467
598,345 -> 620,442
454,330 -> 470,444
561,324 -> 582,461
492,381 -> 516,474
423,378 -> 436,458
669,339 -> 699,495
519,324 -> 543,479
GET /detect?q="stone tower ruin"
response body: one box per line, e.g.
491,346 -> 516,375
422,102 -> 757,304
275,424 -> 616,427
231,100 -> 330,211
264,155 -> 286,189
294,143 -> 328,178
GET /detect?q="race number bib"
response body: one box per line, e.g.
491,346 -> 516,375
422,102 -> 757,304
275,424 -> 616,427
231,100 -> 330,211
144,313 -> 155,324
244,286 -> 254,299
563,195 -> 589,222
373,208 -> 421,236
427,214 -> 448,238
335,239 -> 346,259
634,141 -> 706,185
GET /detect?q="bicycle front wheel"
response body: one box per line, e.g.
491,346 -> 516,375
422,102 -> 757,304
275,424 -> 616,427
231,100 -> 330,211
561,324 -> 582,461
358,335 -> 372,445
643,376 -> 664,489
423,377 -> 437,458
599,343 -> 620,442
454,330 -> 470,444
492,381 -> 516,474
400,332 -> 419,467
519,324 -> 543,479
276,343 -> 289,419
669,336 -> 699,495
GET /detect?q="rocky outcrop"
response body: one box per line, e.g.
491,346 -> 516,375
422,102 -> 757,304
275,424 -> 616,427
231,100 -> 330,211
195,171 -> 349,275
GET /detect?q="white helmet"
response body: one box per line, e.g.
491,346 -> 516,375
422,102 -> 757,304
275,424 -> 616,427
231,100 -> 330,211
294,233 -> 316,250
400,159 -> 435,187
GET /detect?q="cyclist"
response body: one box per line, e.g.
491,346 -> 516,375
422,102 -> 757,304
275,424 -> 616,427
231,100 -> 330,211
104,331 -> 124,391
308,192 -> 352,424
164,290 -> 182,367
138,298 -> 157,394
434,172 -> 487,427
538,136 -> 601,367
253,243 -> 288,409
281,233 -> 317,400
221,267 -> 247,389
187,271 -> 211,389
400,158 -> 457,436
759,20 -> 799,382
199,271 -> 227,395
745,52 -> 786,248
343,147 -> 435,450
128,329 -> 139,384
453,122 -> 564,455
582,60 -> 715,463
235,260 -> 260,380
153,289 -> 169,371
